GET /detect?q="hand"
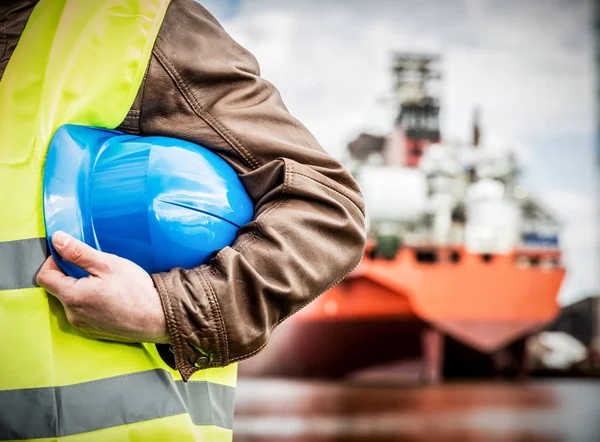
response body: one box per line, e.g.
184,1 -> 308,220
37,231 -> 170,344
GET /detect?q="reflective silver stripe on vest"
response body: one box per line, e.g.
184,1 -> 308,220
0,237 -> 48,290
0,369 -> 235,439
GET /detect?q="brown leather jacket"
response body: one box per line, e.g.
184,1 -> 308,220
1,0 -> 366,380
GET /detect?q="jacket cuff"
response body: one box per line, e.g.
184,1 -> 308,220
151,271 -> 212,382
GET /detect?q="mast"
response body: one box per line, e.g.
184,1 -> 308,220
472,106 -> 481,148
392,53 -> 442,167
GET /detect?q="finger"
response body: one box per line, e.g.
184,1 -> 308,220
36,256 -> 77,297
52,231 -> 110,276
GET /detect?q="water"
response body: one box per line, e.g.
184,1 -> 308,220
233,379 -> 600,441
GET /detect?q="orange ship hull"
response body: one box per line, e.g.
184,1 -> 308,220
239,246 -> 565,379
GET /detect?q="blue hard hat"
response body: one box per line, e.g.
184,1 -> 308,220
43,125 -> 254,278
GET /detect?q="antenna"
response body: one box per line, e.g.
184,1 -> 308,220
472,106 -> 481,148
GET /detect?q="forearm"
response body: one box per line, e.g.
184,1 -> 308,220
119,0 -> 366,380
152,158 -> 365,379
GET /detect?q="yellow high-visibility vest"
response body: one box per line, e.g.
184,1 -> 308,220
0,1 -> 237,440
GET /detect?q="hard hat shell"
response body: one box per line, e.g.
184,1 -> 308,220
43,125 -> 254,278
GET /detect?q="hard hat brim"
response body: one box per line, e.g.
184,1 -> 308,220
43,125 -> 120,278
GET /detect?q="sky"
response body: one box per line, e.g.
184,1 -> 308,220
201,0 -> 599,305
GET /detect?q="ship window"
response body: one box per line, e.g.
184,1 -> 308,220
481,254 -> 494,264
426,113 -> 438,130
449,250 -> 461,263
416,112 -> 424,129
415,249 -> 438,263
530,256 -> 540,267
410,112 -> 419,128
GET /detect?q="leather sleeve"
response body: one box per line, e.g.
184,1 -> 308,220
121,0 -> 366,381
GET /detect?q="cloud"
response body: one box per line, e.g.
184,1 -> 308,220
215,0 -> 593,159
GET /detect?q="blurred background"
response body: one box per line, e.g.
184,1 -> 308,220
203,1 -> 600,440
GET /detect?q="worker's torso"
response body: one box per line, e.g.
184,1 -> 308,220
0,1 -> 236,440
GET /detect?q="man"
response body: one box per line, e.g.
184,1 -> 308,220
0,0 -> 365,440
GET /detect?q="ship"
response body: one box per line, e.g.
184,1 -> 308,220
239,53 -> 566,382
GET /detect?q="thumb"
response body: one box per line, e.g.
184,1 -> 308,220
36,255 -> 77,297
52,231 -> 110,276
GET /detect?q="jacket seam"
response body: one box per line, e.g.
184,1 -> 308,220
118,124 -> 138,133
135,63 -> 150,134
230,195 -> 286,254
290,170 -> 365,215
228,158 -> 289,255
287,160 -> 293,193
194,267 -> 229,365
152,273 -> 196,380
152,43 -> 259,169
247,160 -> 292,231
230,231 -> 258,254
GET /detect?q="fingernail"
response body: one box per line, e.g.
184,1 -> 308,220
53,231 -> 70,248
